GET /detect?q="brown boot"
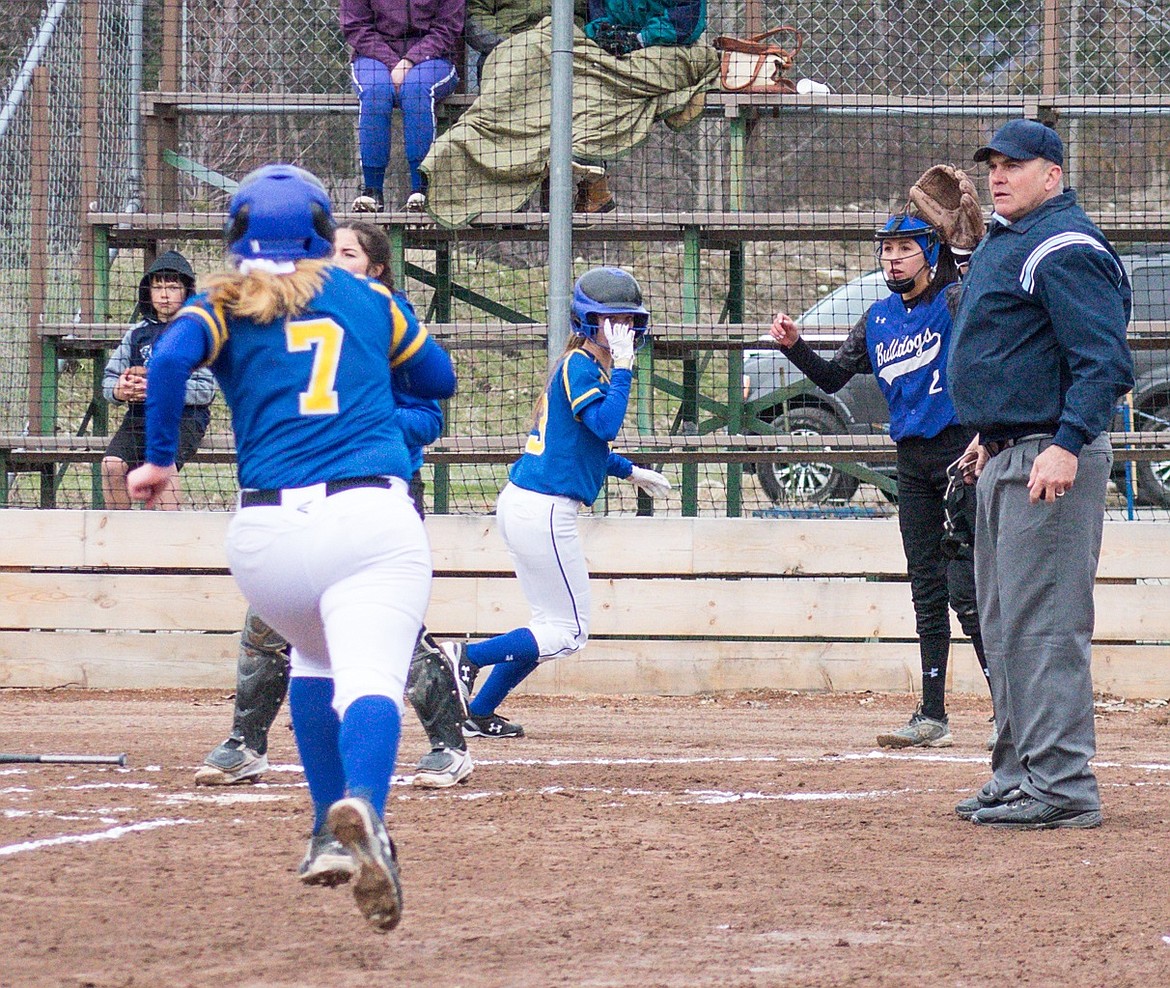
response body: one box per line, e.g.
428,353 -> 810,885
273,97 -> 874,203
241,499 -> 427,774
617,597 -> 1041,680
574,175 -> 616,213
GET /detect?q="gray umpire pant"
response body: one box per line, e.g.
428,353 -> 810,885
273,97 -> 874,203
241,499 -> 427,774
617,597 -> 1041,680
975,434 -> 1110,812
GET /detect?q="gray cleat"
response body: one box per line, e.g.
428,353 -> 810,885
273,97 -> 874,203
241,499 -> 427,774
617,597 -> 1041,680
194,736 -> 268,785
412,746 -> 474,788
876,707 -> 952,749
326,797 -> 403,933
298,830 -> 356,887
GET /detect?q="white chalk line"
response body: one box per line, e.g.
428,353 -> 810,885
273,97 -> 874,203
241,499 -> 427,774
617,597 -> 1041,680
158,791 -> 292,806
0,818 -> 195,857
467,751 -> 1170,772
5,752 -> 1169,853
395,781 -> 933,805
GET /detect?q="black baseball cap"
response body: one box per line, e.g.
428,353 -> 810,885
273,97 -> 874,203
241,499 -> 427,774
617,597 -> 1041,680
973,119 -> 1064,167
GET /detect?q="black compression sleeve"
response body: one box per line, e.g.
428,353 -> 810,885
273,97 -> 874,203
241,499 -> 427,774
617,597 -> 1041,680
782,338 -> 855,394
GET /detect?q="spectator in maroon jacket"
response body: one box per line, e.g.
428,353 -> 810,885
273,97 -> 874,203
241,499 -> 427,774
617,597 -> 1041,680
340,0 -> 464,213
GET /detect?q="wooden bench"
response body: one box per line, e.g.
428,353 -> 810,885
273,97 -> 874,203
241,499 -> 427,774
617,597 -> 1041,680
4,431 -> 1168,509
2,510 -> 1168,699
86,207 -> 1170,248
140,90 -> 1074,123
1,431 -> 902,504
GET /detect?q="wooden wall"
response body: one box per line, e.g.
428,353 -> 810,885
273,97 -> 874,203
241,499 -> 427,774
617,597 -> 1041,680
2,511 -> 1168,698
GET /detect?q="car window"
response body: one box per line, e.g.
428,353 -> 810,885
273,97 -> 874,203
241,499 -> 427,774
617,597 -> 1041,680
797,271 -> 889,329
1129,263 -> 1170,321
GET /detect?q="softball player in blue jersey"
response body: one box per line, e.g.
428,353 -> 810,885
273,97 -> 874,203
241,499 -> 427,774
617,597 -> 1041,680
194,219 -> 473,793
770,214 -> 993,750
127,164 -> 456,934
434,268 -> 670,739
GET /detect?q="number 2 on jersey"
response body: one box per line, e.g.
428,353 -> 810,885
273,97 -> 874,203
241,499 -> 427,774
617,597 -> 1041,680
286,317 -> 343,415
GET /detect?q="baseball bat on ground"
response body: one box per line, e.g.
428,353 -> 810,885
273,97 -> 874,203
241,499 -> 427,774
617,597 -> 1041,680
0,753 -> 128,766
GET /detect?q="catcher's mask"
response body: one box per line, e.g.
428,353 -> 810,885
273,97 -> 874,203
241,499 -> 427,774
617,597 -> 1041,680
570,267 -> 651,350
875,214 -> 939,294
225,164 -> 336,263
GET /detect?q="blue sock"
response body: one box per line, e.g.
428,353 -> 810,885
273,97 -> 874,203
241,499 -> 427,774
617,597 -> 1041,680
361,167 -> 386,193
338,695 -> 401,818
470,655 -> 539,717
466,627 -> 540,668
288,677 -> 344,834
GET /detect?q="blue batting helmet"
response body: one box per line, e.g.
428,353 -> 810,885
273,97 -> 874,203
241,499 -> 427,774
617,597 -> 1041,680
224,164 -> 335,262
874,214 -> 940,267
570,267 -> 650,348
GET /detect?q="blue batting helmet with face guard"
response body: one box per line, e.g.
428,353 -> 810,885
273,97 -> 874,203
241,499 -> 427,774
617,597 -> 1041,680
570,267 -> 651,349
874,214 -> 940,267
224,164 -> 335,262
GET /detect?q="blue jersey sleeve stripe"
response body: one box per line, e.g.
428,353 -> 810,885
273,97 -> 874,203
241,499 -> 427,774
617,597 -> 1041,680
369,281 -> 393,300
559,354 -> 576,404
388,302 -> 429,368
177,304 -> 228,364
570,386 -> 602,412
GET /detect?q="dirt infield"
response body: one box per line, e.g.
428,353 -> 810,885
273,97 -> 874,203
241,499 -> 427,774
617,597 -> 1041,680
2,687 -> 1169,988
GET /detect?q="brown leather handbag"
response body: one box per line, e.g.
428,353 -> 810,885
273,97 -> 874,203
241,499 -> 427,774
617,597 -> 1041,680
712,26 -> 803,94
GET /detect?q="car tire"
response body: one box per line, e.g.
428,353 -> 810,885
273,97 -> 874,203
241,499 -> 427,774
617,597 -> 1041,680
755,405 -> 861,506
1134,403 -> 1170,507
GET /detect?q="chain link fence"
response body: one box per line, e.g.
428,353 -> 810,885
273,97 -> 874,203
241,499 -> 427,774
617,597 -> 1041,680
1,0 -> 1168,515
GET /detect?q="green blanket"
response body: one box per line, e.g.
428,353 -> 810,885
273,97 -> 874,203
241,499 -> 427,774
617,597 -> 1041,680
422,18 -> 720,227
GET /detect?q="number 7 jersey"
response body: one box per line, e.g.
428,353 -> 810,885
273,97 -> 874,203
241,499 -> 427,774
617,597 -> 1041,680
177,267 -> 427,489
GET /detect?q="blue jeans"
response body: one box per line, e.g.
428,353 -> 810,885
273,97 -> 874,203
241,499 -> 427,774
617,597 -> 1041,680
350,56 -> 459,193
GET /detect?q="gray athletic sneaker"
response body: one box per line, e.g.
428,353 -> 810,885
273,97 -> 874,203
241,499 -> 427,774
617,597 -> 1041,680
298,830 -> 356,887
194,736 -> 268,785
876,708 -> 953,749
412,746 -> 474,789
955,785 -> 1023,820
326,797 -> 403,933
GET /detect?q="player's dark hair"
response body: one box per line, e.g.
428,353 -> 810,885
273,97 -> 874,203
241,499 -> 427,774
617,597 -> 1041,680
335,220 -> 394,290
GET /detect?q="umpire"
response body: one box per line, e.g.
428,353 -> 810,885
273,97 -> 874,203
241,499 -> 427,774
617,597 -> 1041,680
948,120 -> 1134,829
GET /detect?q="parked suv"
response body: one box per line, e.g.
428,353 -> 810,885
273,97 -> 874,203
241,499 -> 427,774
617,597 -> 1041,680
743,244 -> 1170,506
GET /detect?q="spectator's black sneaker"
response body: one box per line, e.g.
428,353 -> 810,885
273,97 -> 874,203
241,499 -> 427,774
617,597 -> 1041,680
352,187 -> 384,213
970,794 -> 1102,829
463,712 -> 525,739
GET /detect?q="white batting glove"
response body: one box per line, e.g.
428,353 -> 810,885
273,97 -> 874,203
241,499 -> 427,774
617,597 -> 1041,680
628,465 -> 671,499
604,318 -> 636,370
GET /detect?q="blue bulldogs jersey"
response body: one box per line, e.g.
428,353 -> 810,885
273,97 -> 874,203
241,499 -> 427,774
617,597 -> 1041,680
510,349 -> 620,505
865,289 -> 961,442
177,269 -> 429,489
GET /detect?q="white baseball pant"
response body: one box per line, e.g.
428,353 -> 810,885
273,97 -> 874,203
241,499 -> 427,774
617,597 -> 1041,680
495,482 -> 590,660
225,480 -> 431,717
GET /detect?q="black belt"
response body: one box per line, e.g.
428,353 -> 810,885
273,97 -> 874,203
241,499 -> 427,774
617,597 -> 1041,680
983,433 -> 1054,458
239,476 -> 393,508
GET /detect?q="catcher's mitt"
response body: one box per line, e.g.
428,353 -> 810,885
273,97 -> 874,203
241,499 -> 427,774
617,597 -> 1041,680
908,164 -> 986,252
